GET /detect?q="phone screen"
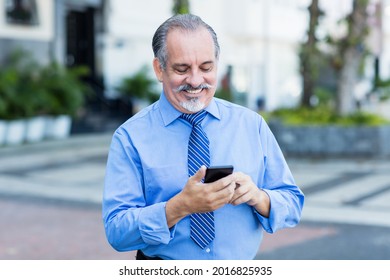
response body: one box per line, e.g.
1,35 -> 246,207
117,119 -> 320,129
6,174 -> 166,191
204,165 -> 234,183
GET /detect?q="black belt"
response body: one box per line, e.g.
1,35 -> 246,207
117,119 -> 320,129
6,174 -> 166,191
136,250 -> 163,260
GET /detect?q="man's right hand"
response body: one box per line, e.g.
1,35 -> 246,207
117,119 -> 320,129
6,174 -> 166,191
165,166 -> 236,228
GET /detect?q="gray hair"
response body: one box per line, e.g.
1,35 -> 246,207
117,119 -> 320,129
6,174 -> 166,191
152,14 -> 220,70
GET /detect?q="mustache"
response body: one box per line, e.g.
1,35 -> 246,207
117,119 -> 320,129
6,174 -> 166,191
174,83 -> 214,93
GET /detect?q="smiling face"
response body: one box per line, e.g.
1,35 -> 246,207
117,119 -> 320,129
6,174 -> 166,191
153,27 -> 218,113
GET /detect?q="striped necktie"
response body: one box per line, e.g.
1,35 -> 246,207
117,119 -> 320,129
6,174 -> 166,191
181,110 -> 215,249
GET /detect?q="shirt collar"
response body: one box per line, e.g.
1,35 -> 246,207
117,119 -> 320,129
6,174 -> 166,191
158,91 -> 221,126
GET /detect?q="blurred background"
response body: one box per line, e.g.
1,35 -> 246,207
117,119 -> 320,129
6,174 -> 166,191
0,0 -> 390,260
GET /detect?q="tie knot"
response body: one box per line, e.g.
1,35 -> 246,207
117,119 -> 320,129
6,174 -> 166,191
180,110 -> 207,126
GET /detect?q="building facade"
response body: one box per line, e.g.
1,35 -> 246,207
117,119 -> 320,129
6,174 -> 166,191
1,0 -> 390,116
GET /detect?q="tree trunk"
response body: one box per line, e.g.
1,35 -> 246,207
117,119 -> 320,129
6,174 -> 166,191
336,0 -> 369,115
300,0 -> 322,107
336,49 -> 361,114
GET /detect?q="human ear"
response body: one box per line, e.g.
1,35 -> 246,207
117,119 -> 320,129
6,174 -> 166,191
153,58 -> 163,82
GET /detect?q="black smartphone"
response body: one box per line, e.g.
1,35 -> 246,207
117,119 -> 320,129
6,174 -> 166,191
204,165 -> 234,183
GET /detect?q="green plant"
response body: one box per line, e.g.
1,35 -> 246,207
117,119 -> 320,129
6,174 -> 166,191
215,87 -> 233,102
336,111 -> 389,126
172,0 -> 190,14
39,62 -> 91,117
0,49 -> 44,119
375,78 -> 390,101
0,49 -> 90,119
116,65 -> 159,103
269,106 -> 389,126
313,87 -> 336,107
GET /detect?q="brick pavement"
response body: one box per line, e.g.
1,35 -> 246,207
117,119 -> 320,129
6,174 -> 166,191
0,196 -> 136,260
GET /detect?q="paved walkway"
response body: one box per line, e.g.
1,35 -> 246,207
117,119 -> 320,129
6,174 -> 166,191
290,157 -> 390,228
1,133 -> 390,259
0,133 -> 110,205
0,133 -> 131,260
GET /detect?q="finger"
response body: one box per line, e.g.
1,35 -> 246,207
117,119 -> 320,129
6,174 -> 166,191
230,189 -> 246,205
208,174 -> 236,192
230,183 -> 251,203
230,194 -> 249,206
191,165 -> 207,183
208,182 -> 236,209
230,186 -> 252,205
232,172 -> 250,185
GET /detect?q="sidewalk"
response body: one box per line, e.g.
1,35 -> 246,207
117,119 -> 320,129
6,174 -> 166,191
1,132 -> 389,207
1,133 -> 390,260
0,133 -> 136,260
0,133 -> 111,205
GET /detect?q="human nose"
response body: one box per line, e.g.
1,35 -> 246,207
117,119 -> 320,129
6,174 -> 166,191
186,69 -> 203,88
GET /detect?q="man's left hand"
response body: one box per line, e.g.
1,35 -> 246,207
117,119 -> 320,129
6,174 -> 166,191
230,172 -> 270,218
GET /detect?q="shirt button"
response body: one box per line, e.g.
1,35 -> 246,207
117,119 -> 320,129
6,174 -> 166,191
205,248 -> 211,253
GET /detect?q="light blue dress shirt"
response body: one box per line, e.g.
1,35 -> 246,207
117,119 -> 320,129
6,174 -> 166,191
103,92 -> 304,260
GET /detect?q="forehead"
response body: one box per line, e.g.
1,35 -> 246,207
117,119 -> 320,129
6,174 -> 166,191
165,27 -> 215,63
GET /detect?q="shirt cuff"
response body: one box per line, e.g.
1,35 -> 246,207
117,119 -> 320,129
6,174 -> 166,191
254,209 -> 272,233
138,202 -> 176,245
253,189 -> 274,233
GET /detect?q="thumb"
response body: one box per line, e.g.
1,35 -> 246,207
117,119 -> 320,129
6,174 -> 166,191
191,165 -> 207,183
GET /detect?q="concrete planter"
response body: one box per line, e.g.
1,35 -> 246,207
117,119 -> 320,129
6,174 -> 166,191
4,119 -> 26,146
269,121 -> 390,158
25,116 -> 47,143
45,115 -> 72,140
0,120 -> 7,146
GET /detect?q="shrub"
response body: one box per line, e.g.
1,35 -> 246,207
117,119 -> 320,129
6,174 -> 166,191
39,62 -> 91,117
268,106 -> 389,126
116,65 -> 159,103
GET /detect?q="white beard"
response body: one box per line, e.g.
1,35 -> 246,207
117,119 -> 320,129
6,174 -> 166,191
180,97 -> 205,113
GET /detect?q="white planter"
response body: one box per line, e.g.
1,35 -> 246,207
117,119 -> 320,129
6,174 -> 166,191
46,115 -> 72,139
5,119 -> 26,145
0,120 -> 7,146
25,116 -> 47,143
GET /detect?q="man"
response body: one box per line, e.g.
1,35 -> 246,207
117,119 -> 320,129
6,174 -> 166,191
103,14 -> 304,260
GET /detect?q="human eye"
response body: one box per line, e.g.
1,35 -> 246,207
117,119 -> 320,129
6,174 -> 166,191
200,62 -> 213,72
173,65 -> 189,74
200,66 -> 212,72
